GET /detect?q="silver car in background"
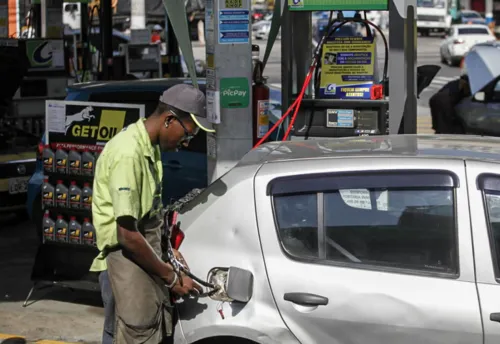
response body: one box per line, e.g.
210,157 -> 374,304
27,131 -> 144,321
173,134 -> 500,344
440,24 -> 496,66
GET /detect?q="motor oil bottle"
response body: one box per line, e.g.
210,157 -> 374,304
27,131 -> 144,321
68,216 -> 82,244
82,218 -> 96,246
55,149 -> 68,174
42,177 -> 55,207
42,146 -> 55,173
82,150 -> 95,176
55,180 -> 68,208
42,210 -> 55,242
82,183 -> 92,210
68,150 -> 82,175
69,181 -> 82,209
55,215 -> 69,242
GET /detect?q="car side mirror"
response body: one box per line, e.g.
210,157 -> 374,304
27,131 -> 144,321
474,91 -> 486,102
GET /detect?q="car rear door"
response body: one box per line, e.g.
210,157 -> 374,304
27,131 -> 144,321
254,157 -> 482,344
466,160 -> 500,344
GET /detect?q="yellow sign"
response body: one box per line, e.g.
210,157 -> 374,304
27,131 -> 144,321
319,36 -> 375,99
71,110 -> 126,141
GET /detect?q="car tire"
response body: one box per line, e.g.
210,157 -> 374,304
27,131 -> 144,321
32,193 -> 43,244
440,52 -> 446,64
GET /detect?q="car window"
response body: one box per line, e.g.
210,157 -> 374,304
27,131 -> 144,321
87,91 -> 206,153
462,12 -> 481,18
458,27 -> 489,35
273,174 -> 458,275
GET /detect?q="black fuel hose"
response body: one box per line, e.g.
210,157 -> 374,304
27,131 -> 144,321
179,264 -> 217,289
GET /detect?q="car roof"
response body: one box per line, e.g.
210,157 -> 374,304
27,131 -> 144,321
239,134 -> 500,167
67,78 -> 206,93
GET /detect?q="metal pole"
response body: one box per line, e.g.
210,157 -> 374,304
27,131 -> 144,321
131,0 -> 146,29
388,0 -> 417,134
205,0 -> 253,183
40,0 -> 46,37
101,0 -> 113,80
167,16 -> 182,77
485,0 -> 493,24
81,2 -> 89,79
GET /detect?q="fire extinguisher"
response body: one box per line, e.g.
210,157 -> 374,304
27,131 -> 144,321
252,45 -> 270,146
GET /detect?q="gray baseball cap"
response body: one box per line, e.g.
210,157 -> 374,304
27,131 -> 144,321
159,84 -> 215,133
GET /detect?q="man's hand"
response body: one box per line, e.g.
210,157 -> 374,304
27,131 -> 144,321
172,249 -> 189,270
171,275 -> 203,296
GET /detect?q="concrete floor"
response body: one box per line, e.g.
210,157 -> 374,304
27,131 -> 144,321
0,215 -> 103,343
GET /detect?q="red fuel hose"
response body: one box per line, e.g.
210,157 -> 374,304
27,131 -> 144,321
253,16 -> 386,149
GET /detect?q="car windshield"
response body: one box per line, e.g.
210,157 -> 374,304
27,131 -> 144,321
462,12 -> 481,18
458,27 -> 489,34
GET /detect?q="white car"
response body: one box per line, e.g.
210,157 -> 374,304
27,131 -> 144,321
172,134 -> 500,344
440,24 -> 496,66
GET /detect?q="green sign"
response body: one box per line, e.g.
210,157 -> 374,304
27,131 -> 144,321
220,77 -> 250,108
288,0 -> 388,11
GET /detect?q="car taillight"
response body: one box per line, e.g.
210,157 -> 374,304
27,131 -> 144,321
170,226 -> 185,250
37,143 -> 44,160
453,39 -> 465,44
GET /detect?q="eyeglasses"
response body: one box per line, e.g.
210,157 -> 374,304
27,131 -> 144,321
169,110 -> 199,143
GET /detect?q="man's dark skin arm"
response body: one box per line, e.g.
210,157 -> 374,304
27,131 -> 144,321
116,216 -> 203,294
117,215 -> 176,282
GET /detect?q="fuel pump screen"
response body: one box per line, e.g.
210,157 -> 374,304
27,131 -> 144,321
326,109 -> 354,128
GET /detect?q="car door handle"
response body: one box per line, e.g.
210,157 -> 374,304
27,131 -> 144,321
490,313 -> 500,322
284,292 -> 329,306
165,160 -> 182,169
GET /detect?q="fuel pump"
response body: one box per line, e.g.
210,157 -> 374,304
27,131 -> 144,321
251,45 -> 270,146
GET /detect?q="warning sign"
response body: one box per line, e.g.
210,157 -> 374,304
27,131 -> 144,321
45,100 -> 145,151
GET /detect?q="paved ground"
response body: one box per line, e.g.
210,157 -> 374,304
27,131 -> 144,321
0,34 -> 462,343
0,215 -> 102,343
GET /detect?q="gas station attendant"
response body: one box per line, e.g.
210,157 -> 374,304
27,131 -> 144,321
89,84 -> 215,343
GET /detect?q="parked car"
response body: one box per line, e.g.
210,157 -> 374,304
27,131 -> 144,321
0,127 -> 37,214
27,78 -> 283,241
173,134 -> 500,344
460,10 -> 487,25
455,41 -> 500,135
440,24 -> 496,66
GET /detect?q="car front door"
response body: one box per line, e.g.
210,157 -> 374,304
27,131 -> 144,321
254,158 -> 482,344
466,160 -> 500,344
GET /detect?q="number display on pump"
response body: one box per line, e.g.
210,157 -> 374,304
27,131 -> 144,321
225,0 -> 242,8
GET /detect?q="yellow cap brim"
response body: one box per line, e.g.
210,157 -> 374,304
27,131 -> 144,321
190,113 -> 216,133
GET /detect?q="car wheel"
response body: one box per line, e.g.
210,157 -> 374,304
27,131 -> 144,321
32,193 -> 43,244
440,51 -> 446,63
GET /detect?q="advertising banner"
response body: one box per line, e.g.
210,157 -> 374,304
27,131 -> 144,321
288,0 -> 388,11
319,36 -> 375,100
45,100 -> 145,151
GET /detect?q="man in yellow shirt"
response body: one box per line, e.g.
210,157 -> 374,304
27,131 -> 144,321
91,84 -> 215,343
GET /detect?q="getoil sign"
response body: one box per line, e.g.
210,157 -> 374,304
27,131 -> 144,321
45,100 -> 145,146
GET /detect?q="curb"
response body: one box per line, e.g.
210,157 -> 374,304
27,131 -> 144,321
0,334 -> 81,344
